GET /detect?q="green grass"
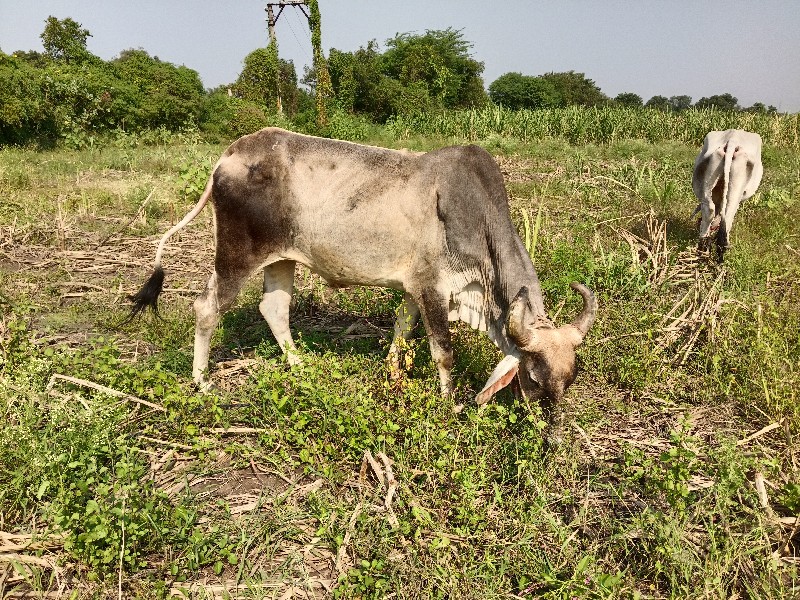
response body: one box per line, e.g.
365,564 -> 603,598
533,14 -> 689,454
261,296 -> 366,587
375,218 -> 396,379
1,122 -> 799,598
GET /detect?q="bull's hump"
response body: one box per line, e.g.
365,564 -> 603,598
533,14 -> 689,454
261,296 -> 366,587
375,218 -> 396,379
233,127 -> 422,161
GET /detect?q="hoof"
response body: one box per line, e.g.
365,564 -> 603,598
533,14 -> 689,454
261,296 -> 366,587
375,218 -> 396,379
545,428 -> 565,449
196,380 -> 219,393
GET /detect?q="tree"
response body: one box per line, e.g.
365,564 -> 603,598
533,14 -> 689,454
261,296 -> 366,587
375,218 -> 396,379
232,47 -> 298,115
113,49 -> 205,129
0,51 -> 57,144
614,92 -> 643,107
233,48 -> 277,106
695,93 -> 739,111
746,102 -> 768,113
539,71 -> 607,106
489,72 -> 560,110
744,102 -> 777,114
325,30 -> 486,121
307,0 -> 332,127
10,50 -> 49,68
318,41 -> 394,121
40,16 -> 92,64
381,28 -> 487,109
645,95 -> 671,110
669,95 -> 692,111
328,48 -> 356,112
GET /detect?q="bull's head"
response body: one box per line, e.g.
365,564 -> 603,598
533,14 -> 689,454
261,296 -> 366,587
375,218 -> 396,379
476,282 -> 596,409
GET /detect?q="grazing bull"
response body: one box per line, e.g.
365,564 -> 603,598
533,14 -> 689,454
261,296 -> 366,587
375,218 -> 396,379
692,129 -> 763,262
129,128 -> 596,413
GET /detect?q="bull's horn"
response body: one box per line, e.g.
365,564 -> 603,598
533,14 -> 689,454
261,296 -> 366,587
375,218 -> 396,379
569,282 -> 597,338
507,287 -> 532,347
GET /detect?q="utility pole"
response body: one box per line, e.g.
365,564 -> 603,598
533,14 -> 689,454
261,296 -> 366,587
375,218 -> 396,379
265,3 -> 305,115
265,1 -> 307,44
265,4 -> 277,45
263,1 -> 330,126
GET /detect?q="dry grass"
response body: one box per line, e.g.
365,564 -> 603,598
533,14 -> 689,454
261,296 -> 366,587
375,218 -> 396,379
1,138 -> 799,598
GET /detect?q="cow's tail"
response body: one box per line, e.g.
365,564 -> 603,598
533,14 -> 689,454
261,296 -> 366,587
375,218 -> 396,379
125,170 -> 216,321
721,138 -> 737,218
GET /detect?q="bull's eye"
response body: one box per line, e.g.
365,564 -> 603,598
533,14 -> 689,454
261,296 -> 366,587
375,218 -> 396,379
527,370 -> 541,387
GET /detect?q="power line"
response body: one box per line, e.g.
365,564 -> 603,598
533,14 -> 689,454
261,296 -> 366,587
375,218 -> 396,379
285,8 -> 314,65
264,1 -> 308,48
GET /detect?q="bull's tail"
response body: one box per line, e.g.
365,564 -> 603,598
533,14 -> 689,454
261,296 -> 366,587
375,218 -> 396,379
721,138 -> 738,218
125,170 -> 216,321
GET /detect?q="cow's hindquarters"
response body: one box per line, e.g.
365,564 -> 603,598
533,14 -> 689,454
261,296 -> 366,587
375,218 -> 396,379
693,130 -> 764,262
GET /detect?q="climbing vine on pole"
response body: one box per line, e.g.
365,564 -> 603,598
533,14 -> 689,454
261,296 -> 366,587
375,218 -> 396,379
266,38 -> 281,113
307,0 -> 332,127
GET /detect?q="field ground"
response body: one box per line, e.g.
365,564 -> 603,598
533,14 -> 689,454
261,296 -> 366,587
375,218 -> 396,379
1,130 -> 799,599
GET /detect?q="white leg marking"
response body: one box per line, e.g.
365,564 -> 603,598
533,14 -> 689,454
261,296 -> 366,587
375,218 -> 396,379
193,273 -> 220,387
259,261 -> 301,365
428,337 -> 454,398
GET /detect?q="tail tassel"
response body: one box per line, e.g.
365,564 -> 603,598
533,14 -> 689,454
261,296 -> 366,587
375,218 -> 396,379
123,265 -> 165,323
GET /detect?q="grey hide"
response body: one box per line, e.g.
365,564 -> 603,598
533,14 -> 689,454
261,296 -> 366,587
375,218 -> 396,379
692,129 -> 764,261
129,128 -> 597,413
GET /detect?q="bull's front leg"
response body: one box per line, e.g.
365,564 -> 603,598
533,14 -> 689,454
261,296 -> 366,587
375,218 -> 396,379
697,194 -> 715,252
386,294 -> 421,380
416,288 -> 454,397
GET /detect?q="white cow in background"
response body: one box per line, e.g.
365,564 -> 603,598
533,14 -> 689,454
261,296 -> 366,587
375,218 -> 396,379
692,129 -> 763,262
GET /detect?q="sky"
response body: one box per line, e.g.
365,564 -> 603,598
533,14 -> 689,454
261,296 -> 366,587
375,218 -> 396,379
2,0 -> 799,113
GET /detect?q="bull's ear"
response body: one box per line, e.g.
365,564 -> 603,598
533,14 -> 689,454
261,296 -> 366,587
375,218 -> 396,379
476,355 -> 520,405
561,325 -> 584,348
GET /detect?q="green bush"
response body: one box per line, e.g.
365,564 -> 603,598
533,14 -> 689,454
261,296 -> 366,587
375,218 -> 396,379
489,72 -> 561,110
0,52 -> 58,144
0,46 -> 207,146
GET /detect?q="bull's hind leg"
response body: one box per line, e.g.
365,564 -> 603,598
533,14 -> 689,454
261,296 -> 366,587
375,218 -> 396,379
386,294 -> 421,379
695,152 -> 724,251
193,269 -> 251,389
716,199 -> 740,262
259,260 -> 301,365
699,180 -> 724,255
716,153 -> 751,263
